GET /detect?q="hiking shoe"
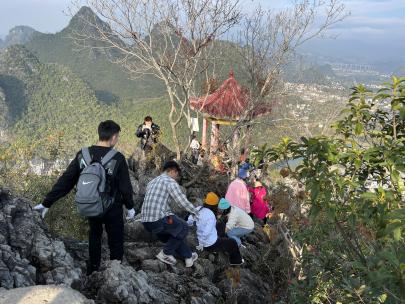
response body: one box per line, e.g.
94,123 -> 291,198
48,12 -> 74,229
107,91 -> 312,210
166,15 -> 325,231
230,258 -> 245,266
185,252 -> 198,267
156,250 -> 177,265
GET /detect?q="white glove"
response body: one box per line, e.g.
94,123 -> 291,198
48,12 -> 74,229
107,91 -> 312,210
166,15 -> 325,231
126,208 -> 136,220
196,244 -> 204,251
187,214 -> 195,226
33,204 -> 48,219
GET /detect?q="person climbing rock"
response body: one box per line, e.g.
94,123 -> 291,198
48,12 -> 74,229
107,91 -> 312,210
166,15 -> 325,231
248,177 -> 270,225
225,167 -> 251,213
141,160 -> 199,267
217,198 -> 254,247
135,116 -> 160,151
187,192 -> 243,265
34,120 -> 135,275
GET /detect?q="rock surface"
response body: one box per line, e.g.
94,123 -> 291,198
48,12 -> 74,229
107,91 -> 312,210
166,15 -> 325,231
0,189 -> 81,289
0,149 -> 278,303
0,285 -> 93,304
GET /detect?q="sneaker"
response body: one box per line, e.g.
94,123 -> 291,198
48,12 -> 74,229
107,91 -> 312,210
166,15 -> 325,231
185,252 -> 198,267
156,250 -> 177,265
230,258 -> 245,266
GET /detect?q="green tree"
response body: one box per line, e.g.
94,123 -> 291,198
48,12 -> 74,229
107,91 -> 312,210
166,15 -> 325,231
254,77 -> 405,303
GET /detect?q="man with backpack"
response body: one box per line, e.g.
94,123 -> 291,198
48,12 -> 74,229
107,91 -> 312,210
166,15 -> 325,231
33,120 -> 135,275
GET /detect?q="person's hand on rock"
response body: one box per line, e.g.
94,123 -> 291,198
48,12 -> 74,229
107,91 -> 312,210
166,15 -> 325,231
126,208 -> 136,220
33,204 -> 49,219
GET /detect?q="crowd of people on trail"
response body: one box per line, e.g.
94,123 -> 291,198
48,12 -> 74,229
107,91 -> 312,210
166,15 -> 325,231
33,119 -> 273,275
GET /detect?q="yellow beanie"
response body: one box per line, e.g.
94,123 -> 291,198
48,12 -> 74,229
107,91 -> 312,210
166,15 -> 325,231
204,192 -> 219,206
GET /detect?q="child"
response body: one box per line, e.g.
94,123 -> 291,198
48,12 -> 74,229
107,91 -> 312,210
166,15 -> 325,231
187,192 -> 243,265
217,198 -> 254,247
197,149 -> 205,166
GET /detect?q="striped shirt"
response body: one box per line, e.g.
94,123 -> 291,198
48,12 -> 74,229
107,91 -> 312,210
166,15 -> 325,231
141,173 -> 198,222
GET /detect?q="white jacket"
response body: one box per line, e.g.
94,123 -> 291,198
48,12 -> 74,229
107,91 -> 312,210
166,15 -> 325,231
226,206 -> 254,231
187,207 -> 217,247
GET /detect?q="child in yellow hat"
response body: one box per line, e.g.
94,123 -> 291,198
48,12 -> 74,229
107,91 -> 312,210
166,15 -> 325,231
187,192 -> 243,265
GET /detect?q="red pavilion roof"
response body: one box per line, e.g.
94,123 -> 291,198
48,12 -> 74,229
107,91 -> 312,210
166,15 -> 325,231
190,72 -> 272,120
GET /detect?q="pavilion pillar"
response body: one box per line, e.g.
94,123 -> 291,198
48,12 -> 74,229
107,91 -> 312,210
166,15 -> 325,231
202,117 -> 208,150
210,122 -> 220,154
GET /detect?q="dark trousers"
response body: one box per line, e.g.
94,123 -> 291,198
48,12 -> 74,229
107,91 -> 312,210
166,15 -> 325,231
87,206 -> 124,274
143,215 -> 192,259
205,237 -> 242,264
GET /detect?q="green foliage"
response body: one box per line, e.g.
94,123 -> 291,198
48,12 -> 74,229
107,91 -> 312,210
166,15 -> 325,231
26,30 -> 166,102
256,77 -> 405,303
0,139 -> 88,240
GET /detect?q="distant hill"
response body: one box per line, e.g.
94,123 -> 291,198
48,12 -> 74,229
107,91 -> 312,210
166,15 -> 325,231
0,45 -> 115,155
1,26 -> 37,48
0,45 -> 41,121
0,45 -> 190,157
24,7 -> 165,103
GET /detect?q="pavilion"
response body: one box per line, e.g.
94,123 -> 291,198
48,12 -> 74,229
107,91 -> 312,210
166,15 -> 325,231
190,71 -> 272,154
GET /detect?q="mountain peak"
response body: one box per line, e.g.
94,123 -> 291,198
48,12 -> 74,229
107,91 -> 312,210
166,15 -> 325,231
75,6 -> 98,19
2,26 -> 37,47
67,6 -> 106,33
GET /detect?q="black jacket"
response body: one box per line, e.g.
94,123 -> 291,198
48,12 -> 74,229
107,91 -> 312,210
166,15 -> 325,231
43,146 -> 134,211
135,123 -> 160,146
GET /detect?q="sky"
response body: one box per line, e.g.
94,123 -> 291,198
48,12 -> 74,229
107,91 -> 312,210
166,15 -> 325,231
0,0 -> 404,64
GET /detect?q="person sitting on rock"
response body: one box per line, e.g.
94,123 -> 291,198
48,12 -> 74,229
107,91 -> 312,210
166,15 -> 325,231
225,167 -> 251,214
187,192 -> 244,266
135,116 -> 160,151
141,160 -> 199,267
197,149 -> 205,166
217,198 -> 254,248
34,120 -> 136,275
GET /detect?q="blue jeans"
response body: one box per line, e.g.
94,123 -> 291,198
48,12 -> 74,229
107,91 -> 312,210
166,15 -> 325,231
227,227 -> 253,246
143,215 -> 192,259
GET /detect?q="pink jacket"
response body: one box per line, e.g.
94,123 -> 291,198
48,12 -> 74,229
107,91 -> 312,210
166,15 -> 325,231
248,186 -> 269,219
225,178 -> 250,213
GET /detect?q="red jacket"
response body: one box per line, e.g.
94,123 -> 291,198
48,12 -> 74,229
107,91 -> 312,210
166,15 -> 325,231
248,186 -> 269,219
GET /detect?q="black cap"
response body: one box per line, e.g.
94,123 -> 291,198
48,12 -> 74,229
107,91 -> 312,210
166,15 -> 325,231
163,160 -> 181,173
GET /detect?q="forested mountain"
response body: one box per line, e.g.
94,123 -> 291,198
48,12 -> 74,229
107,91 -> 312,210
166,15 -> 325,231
1,26 -> 37,47
0,44 -> 191,158
0,45 -> 41,121
24,7 -> 165,103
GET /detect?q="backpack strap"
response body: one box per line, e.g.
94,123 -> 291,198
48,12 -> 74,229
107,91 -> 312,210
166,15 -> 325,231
101,149 -> 118,166
81,147 -> 92,166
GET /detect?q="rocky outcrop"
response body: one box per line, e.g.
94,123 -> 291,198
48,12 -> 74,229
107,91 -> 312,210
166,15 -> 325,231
0,152 -> 278,303
0,285 -> 92,304
0,189 -> 81,289
128,145 -> 229,214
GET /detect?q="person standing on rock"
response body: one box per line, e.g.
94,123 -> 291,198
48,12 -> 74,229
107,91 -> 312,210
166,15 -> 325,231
225,167 -> 251,214
187,192 -> 244,265
34,120 -> 136,275
141,160 -> 199,267
135,116 -> 160,151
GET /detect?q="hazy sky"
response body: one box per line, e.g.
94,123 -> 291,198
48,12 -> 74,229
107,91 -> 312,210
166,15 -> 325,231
0,0 -> 404,62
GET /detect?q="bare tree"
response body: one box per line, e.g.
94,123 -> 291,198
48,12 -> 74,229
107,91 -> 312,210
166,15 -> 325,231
69,0 -> 241,159
222,0 -> 347,168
